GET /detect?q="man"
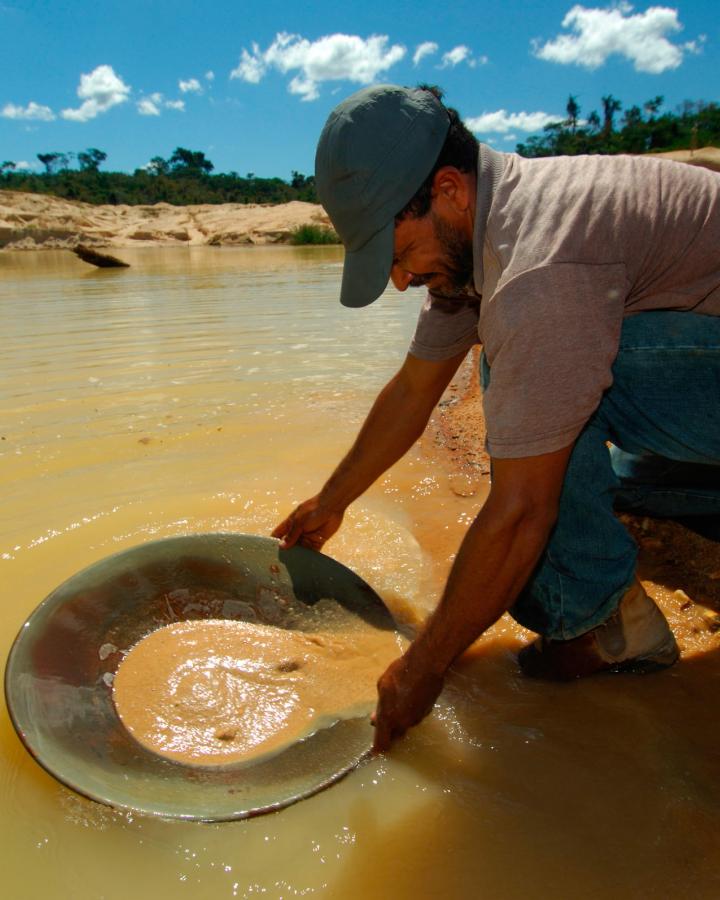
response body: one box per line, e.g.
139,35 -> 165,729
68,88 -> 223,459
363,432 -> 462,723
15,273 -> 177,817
273,84 -> 720,752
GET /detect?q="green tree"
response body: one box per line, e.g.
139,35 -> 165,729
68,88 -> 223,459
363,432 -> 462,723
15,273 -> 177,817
601,95 -> 622,137
622,105 -> 643,128
37,152 -> 63,174
565,95 -> 580,133
78,148 -> 107,171
619,105 -> 646,152
146,156 -> 170,176
644,96 -> 664,119
168,147 -> 214,175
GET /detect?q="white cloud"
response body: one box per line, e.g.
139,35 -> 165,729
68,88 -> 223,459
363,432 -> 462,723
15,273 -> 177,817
440,45 -> 473,68
61,64 -> 130,122
205,70 -> 215,81
413,41 -> 438,65
137,94 -> 161,116
465,109 -> 562,134
1,101 -> 55,121
15,160 -> 39,170
233,46 -> 266,84
682,35 -> 706,56
179,77 -> 202,94
288,75 -> 321,102
533,2 -> 699,73
137,92 -> 185,115
231,32 -> 406,101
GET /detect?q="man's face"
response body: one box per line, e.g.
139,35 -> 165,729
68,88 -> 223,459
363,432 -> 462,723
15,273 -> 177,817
390,210 -> 474,300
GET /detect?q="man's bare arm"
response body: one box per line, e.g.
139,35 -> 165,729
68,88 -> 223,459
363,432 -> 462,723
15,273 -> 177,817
273,350 -> 468,549
372,444 -> 574,750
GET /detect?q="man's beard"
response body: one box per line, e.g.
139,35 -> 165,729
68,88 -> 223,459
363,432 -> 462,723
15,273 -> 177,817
430,213 -> 474,300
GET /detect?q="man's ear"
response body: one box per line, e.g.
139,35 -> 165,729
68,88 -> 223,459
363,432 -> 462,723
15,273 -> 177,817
431,166 -> 471,214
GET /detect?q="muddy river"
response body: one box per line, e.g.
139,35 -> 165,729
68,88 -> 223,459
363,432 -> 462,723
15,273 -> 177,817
2,246 -> 719,899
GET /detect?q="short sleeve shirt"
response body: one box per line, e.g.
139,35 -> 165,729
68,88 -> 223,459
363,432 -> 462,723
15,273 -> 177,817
409,146 -> 720,457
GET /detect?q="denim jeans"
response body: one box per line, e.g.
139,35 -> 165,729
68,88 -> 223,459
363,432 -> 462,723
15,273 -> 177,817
481,311 -> 720,640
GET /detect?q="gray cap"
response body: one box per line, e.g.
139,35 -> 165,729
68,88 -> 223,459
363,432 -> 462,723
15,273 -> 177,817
315,84 -> 450,308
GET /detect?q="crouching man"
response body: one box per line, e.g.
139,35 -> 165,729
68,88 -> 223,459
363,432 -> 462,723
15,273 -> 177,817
273,84 -> 720,751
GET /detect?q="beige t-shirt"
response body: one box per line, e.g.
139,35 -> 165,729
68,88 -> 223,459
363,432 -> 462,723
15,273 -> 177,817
409,146 -> 720,458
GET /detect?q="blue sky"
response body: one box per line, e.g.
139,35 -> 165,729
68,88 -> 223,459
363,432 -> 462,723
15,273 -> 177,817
1,1 -> 717,179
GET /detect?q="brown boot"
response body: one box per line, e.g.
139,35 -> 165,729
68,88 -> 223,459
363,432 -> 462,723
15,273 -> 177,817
519,580 -> 679,681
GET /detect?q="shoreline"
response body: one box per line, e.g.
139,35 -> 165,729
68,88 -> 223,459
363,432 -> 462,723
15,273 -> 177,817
0,190 -> 331,250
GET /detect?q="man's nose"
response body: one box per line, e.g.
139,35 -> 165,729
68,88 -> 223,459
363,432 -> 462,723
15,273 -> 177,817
390,264 -> 413,292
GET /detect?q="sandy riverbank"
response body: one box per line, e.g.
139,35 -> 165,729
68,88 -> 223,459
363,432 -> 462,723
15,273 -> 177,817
647,145 -> 720,171
0,190 -> 331,250
3,147 -> 717,252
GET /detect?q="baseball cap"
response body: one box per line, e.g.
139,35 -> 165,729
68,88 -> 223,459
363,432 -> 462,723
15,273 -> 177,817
315,84 -> 450,308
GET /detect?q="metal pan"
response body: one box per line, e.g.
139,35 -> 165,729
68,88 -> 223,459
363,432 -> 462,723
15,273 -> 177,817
5,533 -> 400,821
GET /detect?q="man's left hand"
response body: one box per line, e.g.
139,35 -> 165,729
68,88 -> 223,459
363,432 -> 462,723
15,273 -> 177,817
371,652 -> 445,752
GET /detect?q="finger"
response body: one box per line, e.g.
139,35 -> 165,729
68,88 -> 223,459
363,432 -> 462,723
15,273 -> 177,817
283,516 -> 307,549
371,710 -> 396,754
272,512 -> 302,548
271,516 -> 291,540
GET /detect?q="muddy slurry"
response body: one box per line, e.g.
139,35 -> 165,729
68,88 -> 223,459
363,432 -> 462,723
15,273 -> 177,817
112,617 -> 401,767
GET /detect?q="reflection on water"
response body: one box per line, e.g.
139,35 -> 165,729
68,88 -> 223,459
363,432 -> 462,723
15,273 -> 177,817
2,247 -> 720,899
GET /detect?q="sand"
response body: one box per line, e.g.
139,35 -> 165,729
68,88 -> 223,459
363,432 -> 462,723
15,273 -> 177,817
0,190 -> 331,250
647,145 -> 720,173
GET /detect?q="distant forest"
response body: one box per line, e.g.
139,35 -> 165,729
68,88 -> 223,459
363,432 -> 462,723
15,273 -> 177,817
516,95 -> 720,157
0,146 -> 318,206
1,96 -> 718,206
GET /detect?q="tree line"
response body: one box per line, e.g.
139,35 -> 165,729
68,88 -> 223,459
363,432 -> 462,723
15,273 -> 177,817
516,95 -> 720,157
1,96 -> 718,205
0,146 -> 318,205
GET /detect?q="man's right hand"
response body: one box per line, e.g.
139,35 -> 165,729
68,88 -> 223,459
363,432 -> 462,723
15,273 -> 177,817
271,496 -> 345,550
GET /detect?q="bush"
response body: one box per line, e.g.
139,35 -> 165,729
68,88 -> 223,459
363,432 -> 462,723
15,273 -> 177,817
289,223 -> 340,245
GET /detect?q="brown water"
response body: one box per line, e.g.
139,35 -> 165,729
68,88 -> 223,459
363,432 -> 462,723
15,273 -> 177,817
2,247 -> 720,899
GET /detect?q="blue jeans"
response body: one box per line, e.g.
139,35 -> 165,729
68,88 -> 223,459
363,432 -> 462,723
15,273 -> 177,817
481,311 -> 720,640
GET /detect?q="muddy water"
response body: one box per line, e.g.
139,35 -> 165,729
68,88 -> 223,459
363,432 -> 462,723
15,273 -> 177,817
2,247 -> 720,899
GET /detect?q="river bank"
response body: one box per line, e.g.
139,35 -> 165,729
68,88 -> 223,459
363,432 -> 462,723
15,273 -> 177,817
648,145 -> 720,171
0,190 -> 330,250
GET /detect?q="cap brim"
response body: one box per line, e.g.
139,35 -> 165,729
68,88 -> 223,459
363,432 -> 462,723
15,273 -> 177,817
339,220 -> 394,308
